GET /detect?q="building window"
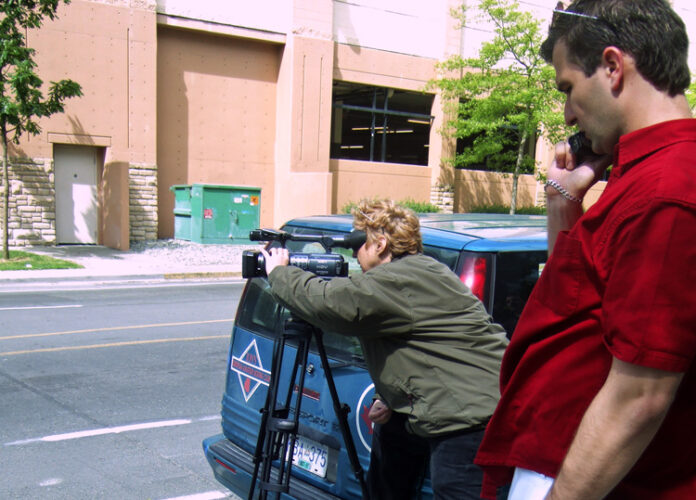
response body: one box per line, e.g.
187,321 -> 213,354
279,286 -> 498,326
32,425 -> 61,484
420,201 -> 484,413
331,82 -> 434,166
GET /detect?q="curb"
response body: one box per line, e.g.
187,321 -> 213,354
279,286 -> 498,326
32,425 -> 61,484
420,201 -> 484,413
0,271 -> 245,286
163,271 -> 243,280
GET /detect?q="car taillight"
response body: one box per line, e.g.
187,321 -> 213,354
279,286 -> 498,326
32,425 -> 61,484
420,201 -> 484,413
459,256 -> 487,302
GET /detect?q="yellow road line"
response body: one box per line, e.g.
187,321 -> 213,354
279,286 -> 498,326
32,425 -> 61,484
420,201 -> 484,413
1,335 -> 229,356
0,319 -> 234,341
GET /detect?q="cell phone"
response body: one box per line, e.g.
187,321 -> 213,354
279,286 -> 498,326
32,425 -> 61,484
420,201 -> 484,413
568,132 -> 598,163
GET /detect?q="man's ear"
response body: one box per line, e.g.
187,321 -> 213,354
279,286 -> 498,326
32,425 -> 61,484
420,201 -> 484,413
601,46 -> 625,92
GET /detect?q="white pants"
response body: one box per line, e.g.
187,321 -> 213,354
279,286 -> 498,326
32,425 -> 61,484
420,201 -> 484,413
508,467 -> 555,500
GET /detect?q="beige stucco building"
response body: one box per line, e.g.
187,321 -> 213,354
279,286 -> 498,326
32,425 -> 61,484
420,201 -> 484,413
3,0 -> 696,249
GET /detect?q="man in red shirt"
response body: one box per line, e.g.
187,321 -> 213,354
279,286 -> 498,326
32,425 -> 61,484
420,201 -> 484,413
475,1 -> 696,498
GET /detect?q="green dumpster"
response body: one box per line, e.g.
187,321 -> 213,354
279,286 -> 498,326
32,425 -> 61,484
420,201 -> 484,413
171,183 -> 261,244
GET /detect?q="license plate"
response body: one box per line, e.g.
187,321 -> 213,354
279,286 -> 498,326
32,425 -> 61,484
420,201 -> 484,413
288,435 -> 328,478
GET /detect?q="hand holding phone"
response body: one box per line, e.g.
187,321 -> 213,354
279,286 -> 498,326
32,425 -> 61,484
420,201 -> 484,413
555,133 -> 613,194
568,132 -> 600,164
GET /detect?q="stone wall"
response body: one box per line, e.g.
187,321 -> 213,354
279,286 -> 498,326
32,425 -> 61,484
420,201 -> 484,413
1,158 -> 159,247
128,163 -> 158,242
3,158 -> 56,246
430,185 -> 454,214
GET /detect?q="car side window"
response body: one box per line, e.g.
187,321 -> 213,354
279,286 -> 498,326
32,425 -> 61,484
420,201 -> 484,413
423,245 -> 459,271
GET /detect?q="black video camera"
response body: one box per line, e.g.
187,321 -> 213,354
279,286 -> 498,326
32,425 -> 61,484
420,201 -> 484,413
241,228 -> 367,279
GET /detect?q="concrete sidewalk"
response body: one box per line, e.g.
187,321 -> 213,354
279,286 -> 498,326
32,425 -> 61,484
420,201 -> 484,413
0,243 -> 256,285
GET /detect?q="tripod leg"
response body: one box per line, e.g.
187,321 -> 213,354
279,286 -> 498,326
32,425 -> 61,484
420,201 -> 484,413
249,328 -> 288,500
313,328 -> 370,500
250,320 -> 314,499
274,329 -> 311,493
259,331 -> 298,497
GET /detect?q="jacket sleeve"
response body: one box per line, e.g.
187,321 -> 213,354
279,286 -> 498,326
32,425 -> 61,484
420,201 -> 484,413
267,265 -> 411,337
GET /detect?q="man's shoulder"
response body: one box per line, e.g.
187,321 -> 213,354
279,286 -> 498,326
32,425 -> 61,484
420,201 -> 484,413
609,121 -> 696,209
618,118 -> 696,169
644,140 -> 696,207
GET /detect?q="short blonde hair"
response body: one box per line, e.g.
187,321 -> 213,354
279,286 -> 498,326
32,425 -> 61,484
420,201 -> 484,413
351,199 -> 423,257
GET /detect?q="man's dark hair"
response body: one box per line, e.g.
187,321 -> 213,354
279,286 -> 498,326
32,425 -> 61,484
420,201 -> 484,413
541,0 -> 691,96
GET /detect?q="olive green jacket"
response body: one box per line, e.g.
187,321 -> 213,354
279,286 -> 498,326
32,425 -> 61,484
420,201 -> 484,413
267,253 -> 508,437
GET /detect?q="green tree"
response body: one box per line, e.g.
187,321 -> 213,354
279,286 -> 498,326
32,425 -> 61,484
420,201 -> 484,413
686,77 -> 696,113
1,0 -> 82,260
430,0 -> 567,214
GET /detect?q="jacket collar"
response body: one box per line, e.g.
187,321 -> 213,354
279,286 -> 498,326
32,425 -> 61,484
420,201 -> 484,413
611,118 -> 696,180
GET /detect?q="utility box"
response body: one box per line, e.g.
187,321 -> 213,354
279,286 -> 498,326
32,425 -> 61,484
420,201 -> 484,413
171,184 -> 193,241
171,184 -> 261,244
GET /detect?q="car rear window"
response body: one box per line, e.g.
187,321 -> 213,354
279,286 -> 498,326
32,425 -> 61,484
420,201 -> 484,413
491,251 -> 546,336
235,277 -> 364,364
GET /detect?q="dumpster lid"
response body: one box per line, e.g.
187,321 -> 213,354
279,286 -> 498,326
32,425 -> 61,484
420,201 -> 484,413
191,183 -> 260,191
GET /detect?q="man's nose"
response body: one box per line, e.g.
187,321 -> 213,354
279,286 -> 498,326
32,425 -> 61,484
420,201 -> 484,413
564,100 -> 577,126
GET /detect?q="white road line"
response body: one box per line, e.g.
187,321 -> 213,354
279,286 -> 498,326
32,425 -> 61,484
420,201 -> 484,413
160,491 -> 232,500
0,304 -> 83,311
39,478 -> 63,487
4,416 -> 220,446
198,415 -> 223,422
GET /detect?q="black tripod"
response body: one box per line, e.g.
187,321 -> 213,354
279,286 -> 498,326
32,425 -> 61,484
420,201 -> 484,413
248,316 -> 369,500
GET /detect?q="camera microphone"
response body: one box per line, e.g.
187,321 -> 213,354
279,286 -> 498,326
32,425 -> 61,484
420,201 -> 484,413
248,228 -> 364,251
249,228 -> 289,242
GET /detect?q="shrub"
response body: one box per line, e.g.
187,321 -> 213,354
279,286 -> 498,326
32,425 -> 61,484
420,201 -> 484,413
340,198 -> 441,214
468,204 -> 547,215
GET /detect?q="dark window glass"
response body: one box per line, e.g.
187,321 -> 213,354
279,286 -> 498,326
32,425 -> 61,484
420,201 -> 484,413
236,278 -> 364,365
423,245 -> 460,271
236,278 -> 289,336
331,82 -> 434,166
490,251 -> 547,337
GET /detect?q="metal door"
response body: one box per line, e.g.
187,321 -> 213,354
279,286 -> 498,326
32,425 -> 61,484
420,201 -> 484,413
54,145 -> 98,244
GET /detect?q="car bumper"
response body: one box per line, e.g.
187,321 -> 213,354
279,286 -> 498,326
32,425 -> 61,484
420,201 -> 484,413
203,434 -> 344,500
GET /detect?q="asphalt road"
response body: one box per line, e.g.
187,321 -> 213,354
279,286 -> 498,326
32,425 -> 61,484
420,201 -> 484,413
0,280 -> 246,500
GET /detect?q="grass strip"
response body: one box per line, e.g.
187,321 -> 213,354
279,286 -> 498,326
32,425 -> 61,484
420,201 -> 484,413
0,251 -> 83,271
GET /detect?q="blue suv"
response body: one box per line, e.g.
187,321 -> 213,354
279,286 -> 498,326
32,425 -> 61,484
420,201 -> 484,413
203,213 -> 548,499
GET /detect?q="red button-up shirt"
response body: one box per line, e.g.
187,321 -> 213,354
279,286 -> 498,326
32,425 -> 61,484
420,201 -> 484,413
475,119 -> 696,499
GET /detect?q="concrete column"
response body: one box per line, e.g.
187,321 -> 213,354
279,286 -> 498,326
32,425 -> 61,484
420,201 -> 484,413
272,0 -> 335,227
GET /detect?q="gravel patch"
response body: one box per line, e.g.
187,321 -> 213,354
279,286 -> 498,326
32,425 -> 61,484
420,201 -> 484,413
128,239 -> 261,266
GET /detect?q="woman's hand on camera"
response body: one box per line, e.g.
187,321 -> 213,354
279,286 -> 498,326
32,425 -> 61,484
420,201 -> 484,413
260,247 -> 290,275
